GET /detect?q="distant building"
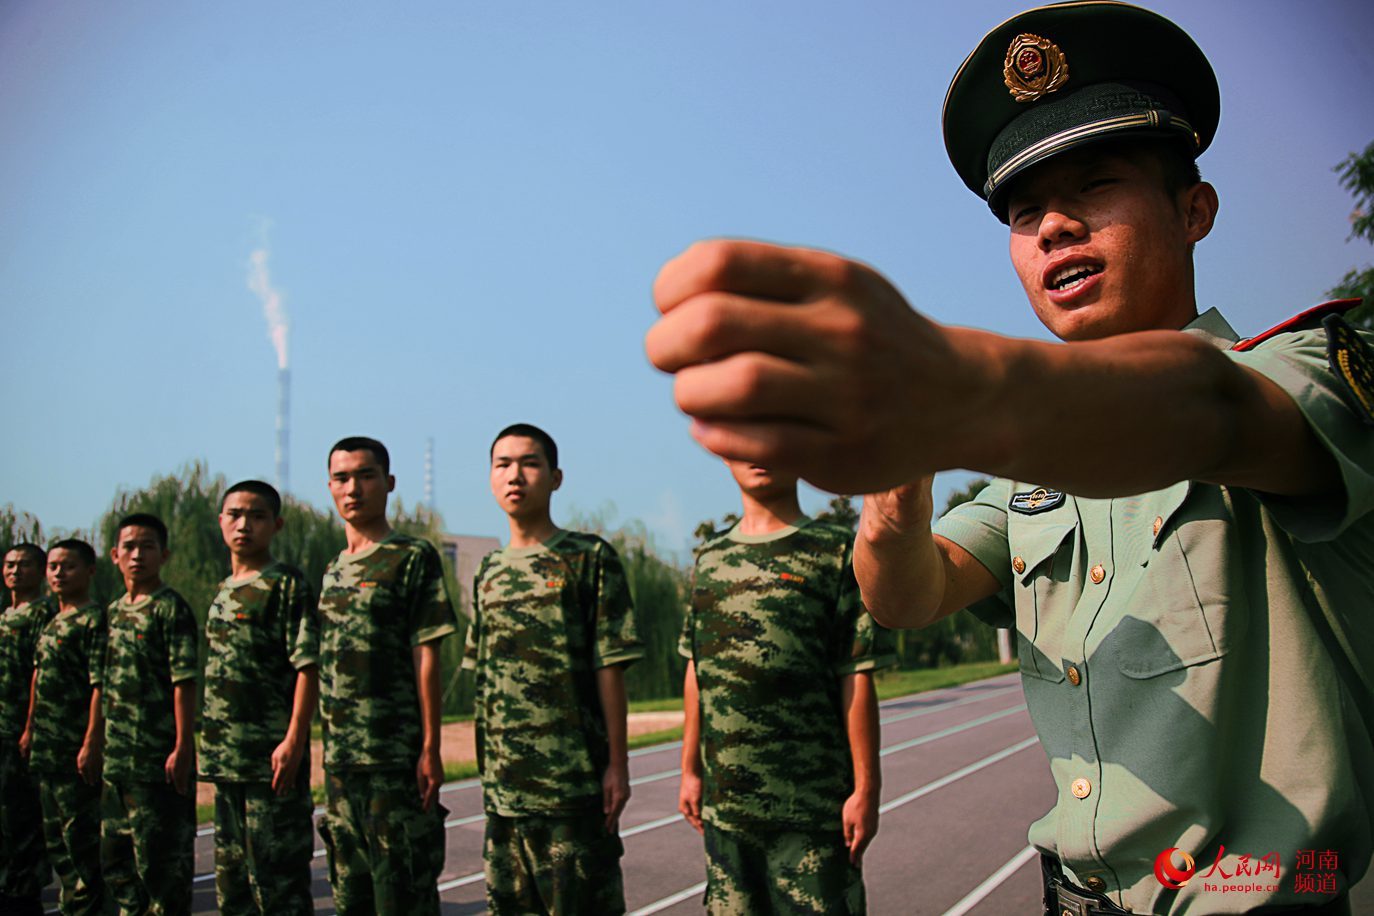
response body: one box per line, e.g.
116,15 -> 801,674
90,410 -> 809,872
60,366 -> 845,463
439,533 -> 502,617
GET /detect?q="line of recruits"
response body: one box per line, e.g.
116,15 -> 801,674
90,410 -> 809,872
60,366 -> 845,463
1,423 -> 890,916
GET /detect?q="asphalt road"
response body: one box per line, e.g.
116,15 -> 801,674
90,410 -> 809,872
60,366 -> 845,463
44,672 -> 1374,914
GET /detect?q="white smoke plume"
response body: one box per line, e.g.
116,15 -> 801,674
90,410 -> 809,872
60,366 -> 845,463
247,247 -> 288,370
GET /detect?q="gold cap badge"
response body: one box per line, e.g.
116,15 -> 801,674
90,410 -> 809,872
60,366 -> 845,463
1003,33 -> 1069,103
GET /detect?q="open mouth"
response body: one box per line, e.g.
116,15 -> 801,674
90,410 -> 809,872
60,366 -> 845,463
1048,262 -> 1103,292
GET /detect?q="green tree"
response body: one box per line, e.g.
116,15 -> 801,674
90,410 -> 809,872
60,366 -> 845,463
1328,140 -> 1374,328
814,494 -> 859,530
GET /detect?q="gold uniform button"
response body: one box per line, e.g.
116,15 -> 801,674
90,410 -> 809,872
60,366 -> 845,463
1084,876 -> 1106,892
1090,564 -> 1106,584
1071,777 -> 1092,799
1012,556 -> 1026,575
1066,665 -> 1081,686
1152,516 -> 1164,536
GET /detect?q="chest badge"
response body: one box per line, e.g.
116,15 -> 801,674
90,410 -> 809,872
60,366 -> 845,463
1010,487 -> 1066,515
1325,314 -> 1374,427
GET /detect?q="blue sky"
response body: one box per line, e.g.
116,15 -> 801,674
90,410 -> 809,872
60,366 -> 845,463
3,0 -> 1371,557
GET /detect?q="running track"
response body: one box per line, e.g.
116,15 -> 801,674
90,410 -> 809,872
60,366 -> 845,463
45,673 -> 1374,914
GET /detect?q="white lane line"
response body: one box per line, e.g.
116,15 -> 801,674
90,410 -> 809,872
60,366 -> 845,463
941,844 -> 1039,916
629,880 -> 708,915
626,734 -> 1040,916
437,869 -> 486,892
621,813 -> 685,838
879,736 -> 1039,814
880,705 -> 1026,756
880,686 -> 1022,726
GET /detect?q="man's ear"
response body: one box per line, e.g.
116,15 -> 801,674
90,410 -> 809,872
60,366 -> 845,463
1181,181 -> 1219,245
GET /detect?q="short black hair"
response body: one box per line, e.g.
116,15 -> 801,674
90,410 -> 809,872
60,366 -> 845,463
491,423 -> 559,470
329,436 -> 390,474
223,480 -> 282,517
49,538 -> 96,566
116,513 -> 169,550
4,543 -> 46,566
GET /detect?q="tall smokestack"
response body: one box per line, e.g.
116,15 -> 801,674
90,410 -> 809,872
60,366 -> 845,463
248,236 -> 290,494
276,369 -> 291,495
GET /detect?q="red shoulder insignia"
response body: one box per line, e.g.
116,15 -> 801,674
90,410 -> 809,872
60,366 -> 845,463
1231,299 -> 1363,352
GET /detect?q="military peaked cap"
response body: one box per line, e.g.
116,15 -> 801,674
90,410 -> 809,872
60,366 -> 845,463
943,1 -> 1219,221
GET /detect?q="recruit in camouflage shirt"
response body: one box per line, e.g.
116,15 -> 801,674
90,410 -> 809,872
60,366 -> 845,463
680,517 -> 896,832
29,601 -> 106,775
317,531 -> 457,771
0,597 -> 57,738
462,529 -> 644,816
102,586 -> 200,782
200,562 -> 319,782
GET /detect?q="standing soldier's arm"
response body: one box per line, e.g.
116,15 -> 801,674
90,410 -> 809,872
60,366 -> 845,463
19,669 -> 37,759
271,667 -> 318,796
78,687 -> 103,785
413,641 -> 443,812
596,664 -> 630,831
840,672 -> 880,865
677,660 -> 704,834
166,680 -> 195,795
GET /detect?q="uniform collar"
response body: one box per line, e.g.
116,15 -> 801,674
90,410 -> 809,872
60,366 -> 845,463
1181,307 -> 1238,350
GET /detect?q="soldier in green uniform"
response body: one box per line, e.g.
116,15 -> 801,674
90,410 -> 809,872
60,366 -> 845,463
678,462 -> 894,915
1,543 -> 55,916
200,480 -> 319,915
645,2 -> 1374,912
463,423 -> 643,915
101,513 -> 200,915
317,436 -> 456,916
23,539 -> 106,915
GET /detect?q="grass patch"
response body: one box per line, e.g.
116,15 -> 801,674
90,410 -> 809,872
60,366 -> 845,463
629,726 -> 684,749
874,661 -> 1017,701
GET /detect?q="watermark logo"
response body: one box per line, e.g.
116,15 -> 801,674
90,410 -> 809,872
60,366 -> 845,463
1154,847 -> 1196,890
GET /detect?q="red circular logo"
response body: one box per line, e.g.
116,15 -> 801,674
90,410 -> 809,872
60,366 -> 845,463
1154,848 -> 1196,889
1016,47 -> 1044,78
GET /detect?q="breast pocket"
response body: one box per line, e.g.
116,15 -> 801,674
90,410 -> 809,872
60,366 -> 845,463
1009,521 -> 1078,683
1116,482 -> 1240,679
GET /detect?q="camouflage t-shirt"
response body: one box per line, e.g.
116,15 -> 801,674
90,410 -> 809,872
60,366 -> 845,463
679,518 -> 896,831
0,596 -> 57,738
30,601 -> 106,775
102,586 -> 200,781
200,562 -> 319,782
317,532 -> 457,771
462,529 -> 644,816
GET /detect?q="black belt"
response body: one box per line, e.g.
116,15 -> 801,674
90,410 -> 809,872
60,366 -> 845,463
1040,856 -> 1130,916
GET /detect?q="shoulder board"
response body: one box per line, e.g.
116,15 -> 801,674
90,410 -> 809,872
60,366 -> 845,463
1231,299 -> 1363,352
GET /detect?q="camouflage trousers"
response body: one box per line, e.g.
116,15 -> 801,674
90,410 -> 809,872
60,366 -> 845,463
212,776 -> 315,916
36,773 -> 103,915
702,822 -> 865,915
0,740 -> 49,905
101,778 -> 195,916
319,768 -> 447,916
483,811 -> 625,916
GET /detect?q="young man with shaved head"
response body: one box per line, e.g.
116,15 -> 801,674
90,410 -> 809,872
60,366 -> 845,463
646,3 -> 1372,912
1,543 -> 55,916
317,436 -> 456,915
465,423 -> 643,915
26,539 -> 106,915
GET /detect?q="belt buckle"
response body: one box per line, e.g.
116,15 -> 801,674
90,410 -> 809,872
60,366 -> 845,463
1054,880 -> 1102,916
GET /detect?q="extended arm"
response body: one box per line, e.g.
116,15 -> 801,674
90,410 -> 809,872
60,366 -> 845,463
271,666 -> 319,795
165,680 -> 195,795
413,641 -> 443,812
677,660 -> 704,833
646,240 -> 1335,499
596,664 -> 630,831
840,672 -> 881,864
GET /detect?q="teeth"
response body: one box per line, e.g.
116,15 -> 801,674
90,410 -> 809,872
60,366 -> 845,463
1051,265 -> 1099,290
